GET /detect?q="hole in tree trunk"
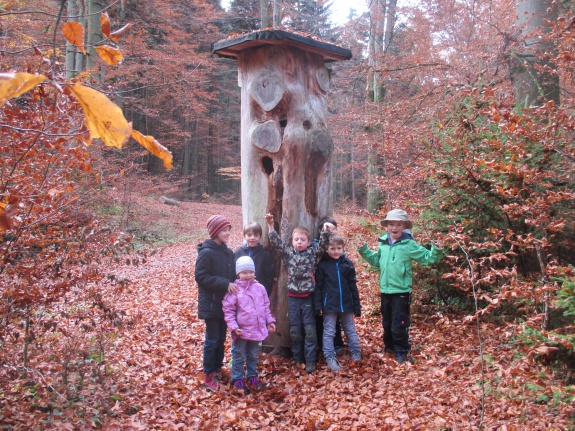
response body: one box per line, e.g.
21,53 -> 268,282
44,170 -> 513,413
302,120 -> 312,130
262,156 -> 274,175
305,151 -> 327,218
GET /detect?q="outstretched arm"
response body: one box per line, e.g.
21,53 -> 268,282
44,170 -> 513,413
357,242 -> 381,268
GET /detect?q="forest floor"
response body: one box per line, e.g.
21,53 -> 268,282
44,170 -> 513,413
3,192 -> 574,430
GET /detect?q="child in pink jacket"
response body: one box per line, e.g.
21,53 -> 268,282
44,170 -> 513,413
223,256 -> 276,394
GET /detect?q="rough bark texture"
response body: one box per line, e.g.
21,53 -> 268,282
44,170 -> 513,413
86,0 -> 103,79
514,0 -> 559,107
273,0 -> 281,27
237,45 -> 334,348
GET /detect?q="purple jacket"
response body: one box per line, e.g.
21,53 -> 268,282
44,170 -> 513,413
222,279 -> 276,342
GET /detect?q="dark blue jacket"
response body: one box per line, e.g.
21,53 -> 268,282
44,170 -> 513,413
195,239 -> 236,320
314,254 -> 361,315
234,243 -> 275,296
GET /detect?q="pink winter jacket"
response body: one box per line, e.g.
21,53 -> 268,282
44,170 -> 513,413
222,279 -> 276,342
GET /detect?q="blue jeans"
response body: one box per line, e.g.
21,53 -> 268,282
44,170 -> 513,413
322,312 -> 360,359
203,318 -> 227,374
231,338 -> 260,382
287,296 -> 317,362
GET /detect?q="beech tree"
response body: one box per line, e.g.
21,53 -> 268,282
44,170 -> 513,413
514,0 -> 560,107
363,0 -> 398,212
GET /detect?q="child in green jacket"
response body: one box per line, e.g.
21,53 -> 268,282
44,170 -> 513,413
358,209 -> 443,364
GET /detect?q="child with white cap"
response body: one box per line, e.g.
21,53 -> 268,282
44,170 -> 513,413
358,209 -> 443,364
222,256 -> 276,394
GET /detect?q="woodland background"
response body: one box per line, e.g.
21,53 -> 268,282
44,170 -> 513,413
1,0 -> 575,429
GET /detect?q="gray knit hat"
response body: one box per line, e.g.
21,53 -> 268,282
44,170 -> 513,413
236,256 -> 255,275
381,209 -> 413,230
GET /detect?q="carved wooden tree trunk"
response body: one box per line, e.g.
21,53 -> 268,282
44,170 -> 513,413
214,31 -> 351,350
237,45 -> 334,348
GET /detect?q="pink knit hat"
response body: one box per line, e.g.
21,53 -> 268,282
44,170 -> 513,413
207,215 -> 231,239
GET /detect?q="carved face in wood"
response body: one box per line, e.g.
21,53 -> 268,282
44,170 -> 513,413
247,48 -> 333,159
243,47 -> 335,224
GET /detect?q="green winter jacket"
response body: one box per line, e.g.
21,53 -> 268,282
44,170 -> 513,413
358,232 -> 443,294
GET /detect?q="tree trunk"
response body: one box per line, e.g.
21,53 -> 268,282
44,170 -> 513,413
273,0 -> 281,26
65,0 -> 77,78
514,0 -> 559,107
86,0 -> 104,80
237,44 -> 334,348
260,0 -> 270,28
74,1 -> 85,75
365,0 -> 398,213
366,1 -> 386,212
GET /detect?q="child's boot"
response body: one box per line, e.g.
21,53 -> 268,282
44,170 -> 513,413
247,376 -> 263,390
233,379 -> 250,395
396,351 -> 408,364
326,357 -> 340,372
204,371 -> 220,392
305,361 -> 316,374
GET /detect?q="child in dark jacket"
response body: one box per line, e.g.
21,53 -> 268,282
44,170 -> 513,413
195,215 -> 237,392
223,256 -> 276,394
234,222 -> 275,297
265,213 -> 334,374
315,235 -> 361,372
314,216 -> 345,355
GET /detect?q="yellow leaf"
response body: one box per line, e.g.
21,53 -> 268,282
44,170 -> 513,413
100,12 -> 111,38
62,22 -> 86,54
109,23 -> 133,42
0,73 -> 46,107
95,45 -> 123,66
68,83 -> 132,148
131,130 -> 173,170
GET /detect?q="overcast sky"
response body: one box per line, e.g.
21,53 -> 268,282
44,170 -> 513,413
329,0 -> 368,26
220,1 -> 369,27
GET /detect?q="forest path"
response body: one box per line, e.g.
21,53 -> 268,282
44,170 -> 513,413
98,198 -> 570,429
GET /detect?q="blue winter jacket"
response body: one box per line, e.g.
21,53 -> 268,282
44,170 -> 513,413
314,254 -> 361,316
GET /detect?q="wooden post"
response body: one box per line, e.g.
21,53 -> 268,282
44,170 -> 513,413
213,31 -> 351,350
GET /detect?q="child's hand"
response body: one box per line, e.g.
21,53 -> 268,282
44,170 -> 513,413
265,213 -> 275,229
234,328 -> 243,336
432,233 -> 444,248
323,222 -> 335,232
228,282 -> 238,294
267,323 -> 276,333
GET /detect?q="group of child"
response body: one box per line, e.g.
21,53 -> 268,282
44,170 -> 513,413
194,209 -> 443,394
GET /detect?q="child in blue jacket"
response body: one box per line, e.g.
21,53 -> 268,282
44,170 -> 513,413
314,235 -> 361,372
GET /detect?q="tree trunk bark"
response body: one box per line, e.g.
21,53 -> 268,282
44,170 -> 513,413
514,0 -> 559,107
237,45 -> 334,348
65,0 -> 77,78
273,0 -> 281,27
260,0 -> 270,29
86,0 -> 104,80
366,1 -> 387,212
